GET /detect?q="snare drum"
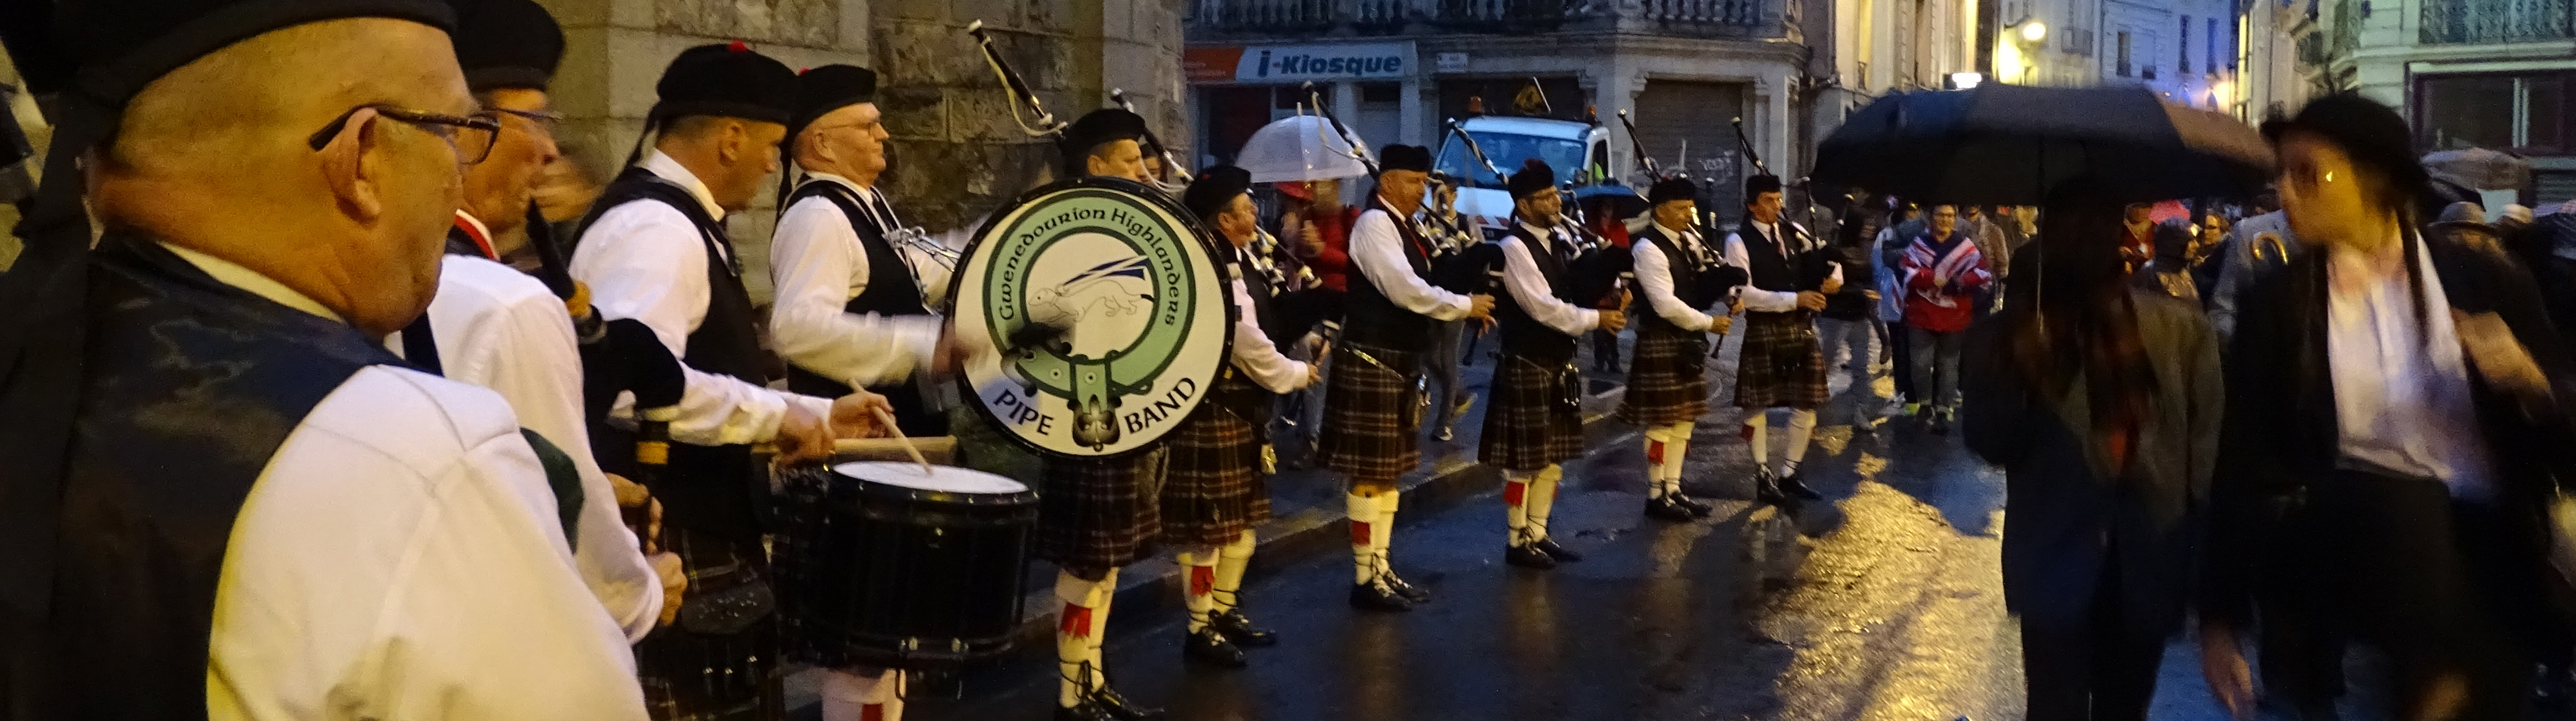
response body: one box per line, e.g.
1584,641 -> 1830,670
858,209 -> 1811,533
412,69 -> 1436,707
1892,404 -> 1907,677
775,462 -> 1039,668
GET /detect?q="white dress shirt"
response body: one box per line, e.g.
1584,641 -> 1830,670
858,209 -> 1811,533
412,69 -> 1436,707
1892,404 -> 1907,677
571,150 -> 834,446
1633,226 -> 1717,332
768,172 -> 943,389
391,248 -> 663,641
1229,273 -> 1316,393
1500,221 -> 1601,335
1722,219 -> 1840,313
2326,237 -> 2498,499
1348,202 -> 1475,320
159,245 -> 648,720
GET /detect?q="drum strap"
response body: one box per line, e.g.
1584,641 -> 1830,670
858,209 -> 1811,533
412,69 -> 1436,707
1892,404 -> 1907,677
519,429 -> 584,552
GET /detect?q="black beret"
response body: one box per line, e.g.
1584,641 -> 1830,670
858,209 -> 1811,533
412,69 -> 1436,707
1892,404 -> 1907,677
452,0 -> 562,93
653,42 -> 798,125
19,0 -> 453,100
1060,108 -> 1148,170
1745,174 -> 1784,199
1378,143 -> 1431,173
1648,176 -> 1698,205
790,64 -> 877,139
1508,158 -> 1556,199
2266,92 -> 2431,208
1183,165 -> 1252,223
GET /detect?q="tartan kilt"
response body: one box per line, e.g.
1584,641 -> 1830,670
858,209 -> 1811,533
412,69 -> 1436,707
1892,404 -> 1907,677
1733,310 -> 1828,410
1159,388 -> 1269,548
1618,325 -> 1710,426
1317,343 -> 1425,484
1036,448 -> 1166,572
638,528 -> 783,721
1479,355 -> 1584,471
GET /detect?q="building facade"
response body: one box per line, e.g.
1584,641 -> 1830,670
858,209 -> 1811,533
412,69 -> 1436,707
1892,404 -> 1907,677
2339,0 -> 2576,202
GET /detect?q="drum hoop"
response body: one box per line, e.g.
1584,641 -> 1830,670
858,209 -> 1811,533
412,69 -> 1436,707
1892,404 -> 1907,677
944,175 -> 1238,461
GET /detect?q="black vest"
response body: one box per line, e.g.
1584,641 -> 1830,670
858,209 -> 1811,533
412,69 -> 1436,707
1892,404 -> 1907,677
1637,224 -> 1713,335
775,179 -> 947,436
1496,222 -> 1584,365
575,167 -> 771,543
1342,200 -> 1440,352
1738,219 -> 1828,297
13,236 -> 390,719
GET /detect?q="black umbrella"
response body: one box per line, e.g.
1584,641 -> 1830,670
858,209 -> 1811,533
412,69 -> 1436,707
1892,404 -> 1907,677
1813,85 -> 2274,205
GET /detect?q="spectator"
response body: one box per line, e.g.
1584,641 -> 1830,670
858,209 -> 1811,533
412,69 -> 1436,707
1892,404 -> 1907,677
1877,201 -> 1924,410
2133,220 -> 2202,304
1279,177 -> 1356,292
1822,197 -> 1886,420
1899,204 -> 1992,433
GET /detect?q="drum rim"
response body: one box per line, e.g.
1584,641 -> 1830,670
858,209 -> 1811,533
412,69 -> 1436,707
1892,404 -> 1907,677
829,461 -> 1032,495
944,175 -> 1239,461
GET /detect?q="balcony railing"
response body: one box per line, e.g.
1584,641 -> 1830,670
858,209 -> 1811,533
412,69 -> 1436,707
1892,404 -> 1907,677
2420,0 -> 2572,44
1187,0 -> 1772,38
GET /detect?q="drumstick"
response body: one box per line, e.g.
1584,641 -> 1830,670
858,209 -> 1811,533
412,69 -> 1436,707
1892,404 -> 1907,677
870,405 -> 934,474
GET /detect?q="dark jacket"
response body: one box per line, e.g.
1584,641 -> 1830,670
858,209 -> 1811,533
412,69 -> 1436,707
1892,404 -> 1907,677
2198,228 -> 2576,627
1965,285 -> 2225,634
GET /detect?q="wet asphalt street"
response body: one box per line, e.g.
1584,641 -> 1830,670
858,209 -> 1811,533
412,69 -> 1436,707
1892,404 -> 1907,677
861,337 -> 2289,721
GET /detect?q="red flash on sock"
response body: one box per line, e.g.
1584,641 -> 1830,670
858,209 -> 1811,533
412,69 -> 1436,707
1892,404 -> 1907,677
1060,602 -> 1092,638
862,705 -> 884,721
1350,520 -> 1372,546
1647,440 -> 1665,465
1741,423 -> 1757,440
1190,565 -> 1215,596
1505,480 -> 1527,505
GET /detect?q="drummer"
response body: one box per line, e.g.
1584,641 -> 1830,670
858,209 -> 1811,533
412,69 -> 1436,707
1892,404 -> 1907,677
1318,144 -> 1495,612
1487,159 -> 1625,570
567,42 -> 891,720
1164,166 -> 1321,668
1041,107 -> 1172,721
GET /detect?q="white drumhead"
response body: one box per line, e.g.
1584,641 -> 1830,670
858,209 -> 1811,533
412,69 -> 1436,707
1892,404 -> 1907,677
832,462 -> 1029,495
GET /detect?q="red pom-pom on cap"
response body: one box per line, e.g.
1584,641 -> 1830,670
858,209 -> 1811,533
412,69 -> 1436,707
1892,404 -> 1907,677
727,40 -> 749,52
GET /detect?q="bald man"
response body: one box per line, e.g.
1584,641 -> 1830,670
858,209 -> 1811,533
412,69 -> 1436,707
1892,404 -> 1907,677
0,7 -> 647,718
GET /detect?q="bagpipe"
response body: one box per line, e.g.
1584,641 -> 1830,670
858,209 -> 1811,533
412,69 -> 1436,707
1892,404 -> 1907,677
1428,117 -> 1632,309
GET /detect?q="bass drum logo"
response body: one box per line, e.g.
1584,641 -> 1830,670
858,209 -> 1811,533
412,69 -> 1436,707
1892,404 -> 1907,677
950,178 -> 1232,457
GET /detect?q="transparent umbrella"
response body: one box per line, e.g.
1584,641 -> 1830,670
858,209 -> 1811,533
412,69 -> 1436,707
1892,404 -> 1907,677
1236,115 -> 1371,184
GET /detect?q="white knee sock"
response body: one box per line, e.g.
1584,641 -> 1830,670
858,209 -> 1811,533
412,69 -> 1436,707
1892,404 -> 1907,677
1643,428 -> 1673,498
1177,547 -> 1218,633
1213,529 -> 1255,614
1504,469 -> 1534,543
1743,412 -> 1770,468
1054,569 -> 1116,708
1347,492 -> 1384,584
1782,409 -> 1818,477
1662,422 -> 1694,497
1375,493 -> 1399,561
1528,465 -> 1563,542
822,667 -> 903,721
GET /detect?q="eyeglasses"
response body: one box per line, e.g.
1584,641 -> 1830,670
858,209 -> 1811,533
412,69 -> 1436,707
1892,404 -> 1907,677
307,104 -> 503,164
489,107 -> 564,133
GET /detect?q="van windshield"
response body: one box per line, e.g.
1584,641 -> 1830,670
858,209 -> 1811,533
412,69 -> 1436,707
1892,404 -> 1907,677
1435,131 -> 1586,188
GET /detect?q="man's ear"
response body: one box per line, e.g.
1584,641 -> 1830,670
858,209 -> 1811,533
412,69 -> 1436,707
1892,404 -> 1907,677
320,107 -> 388,222
717,119 -> 748,163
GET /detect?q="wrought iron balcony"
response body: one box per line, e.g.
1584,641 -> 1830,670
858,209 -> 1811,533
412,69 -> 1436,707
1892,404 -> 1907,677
2420,0 -> 2573,44
1186,0 -> 1775,39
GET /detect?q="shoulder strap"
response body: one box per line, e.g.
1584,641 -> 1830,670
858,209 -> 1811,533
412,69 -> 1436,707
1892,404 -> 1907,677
518,429 -> 584,551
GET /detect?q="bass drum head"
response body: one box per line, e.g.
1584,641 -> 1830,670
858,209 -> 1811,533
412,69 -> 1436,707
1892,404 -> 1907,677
946,176 -> 1234,460
831,461 -> 1028,495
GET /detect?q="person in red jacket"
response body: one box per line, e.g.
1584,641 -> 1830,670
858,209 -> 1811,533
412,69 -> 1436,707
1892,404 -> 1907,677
1900,204 -> 1992,433
1279,178 -> 1357,292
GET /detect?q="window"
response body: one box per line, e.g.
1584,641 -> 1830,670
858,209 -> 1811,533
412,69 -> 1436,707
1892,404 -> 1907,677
2418,71 -> 2575,153
2180,17 -> 2192,74
2117,31 -> 2133,76
2207,18 -> 2219,75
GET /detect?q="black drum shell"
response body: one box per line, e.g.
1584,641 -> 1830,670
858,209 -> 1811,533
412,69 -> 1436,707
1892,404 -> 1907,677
775,466 -> 1039,668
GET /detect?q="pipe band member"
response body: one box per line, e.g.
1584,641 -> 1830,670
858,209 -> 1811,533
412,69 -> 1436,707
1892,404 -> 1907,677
1317,144 -> 1495,612
569,42 -> 888,721
1485,159 -> 1623,570
1158,165 -> 1321,670
1721,174 -> 1841,506
1622,176 -> 1744,522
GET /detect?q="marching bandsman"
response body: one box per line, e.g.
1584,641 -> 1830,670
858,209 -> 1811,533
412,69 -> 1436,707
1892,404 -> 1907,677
1043,107 -> 1172,721
1486,159 -> 1626,569
568,43 -> 889,720
1622,176 -> 1742,522
392,0 -> 674,642
1163,166 -> 1318,668
1721,174 -> 1842,505
766,63 -> 949,721
0,2 -> 650,716
1318,144 -> 1497,611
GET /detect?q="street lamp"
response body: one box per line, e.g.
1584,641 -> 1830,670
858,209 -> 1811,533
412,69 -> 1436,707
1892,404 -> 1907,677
2020,21 -> 2048,43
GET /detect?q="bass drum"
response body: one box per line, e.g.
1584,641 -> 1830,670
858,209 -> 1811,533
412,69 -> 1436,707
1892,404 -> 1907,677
774,462 -> 1038,667
944,176 -> 1234,460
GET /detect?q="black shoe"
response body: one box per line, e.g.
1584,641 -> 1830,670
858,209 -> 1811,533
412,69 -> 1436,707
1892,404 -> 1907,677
1778,472 -> 1824,501
1382,571 -> 1431,603
1646,495 -> 1697,522
1505,543 -> 1557,569
1673,493 -> 1716,518
1534,537 -> 1583,563
1089,683 -> 1161,720
1349,579 -> 1414,612
1210,608 -> 1277,647
1182,627 -> 1247,668
1055,701 -> 1116,721
1753,467 -> 1787,506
